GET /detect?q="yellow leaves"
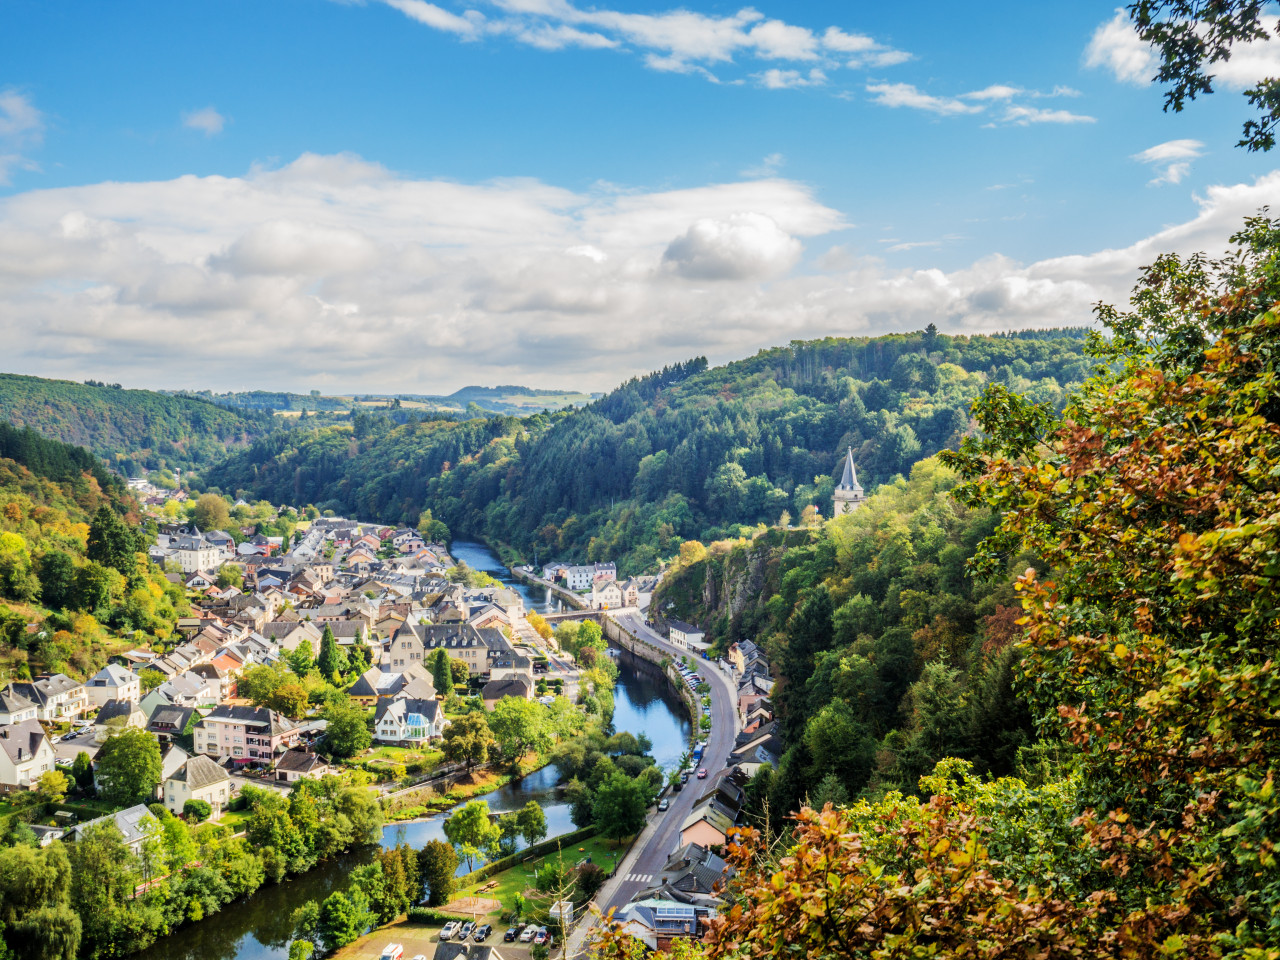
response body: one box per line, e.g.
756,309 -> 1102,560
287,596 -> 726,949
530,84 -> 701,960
1114,643 -> 1129,659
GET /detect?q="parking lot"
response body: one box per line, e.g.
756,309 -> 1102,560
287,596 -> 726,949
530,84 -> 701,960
335,920 -> 545,960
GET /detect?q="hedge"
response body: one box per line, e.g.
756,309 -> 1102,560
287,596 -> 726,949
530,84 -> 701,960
455,825 -> 599,887
406,906 -> 459,925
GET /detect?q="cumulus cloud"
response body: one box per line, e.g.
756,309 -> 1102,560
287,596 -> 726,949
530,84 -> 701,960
1132,138 -> 1205,184
182,106 -> 227,136
663,212 -> 802,279
1086,8 -> 1280,89
1000,104 -> 1096,125
0,152 -> 1272,391
755,68 -> 826,89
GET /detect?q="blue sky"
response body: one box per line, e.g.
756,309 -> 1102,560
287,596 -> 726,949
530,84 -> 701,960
1,0 -> 1278,392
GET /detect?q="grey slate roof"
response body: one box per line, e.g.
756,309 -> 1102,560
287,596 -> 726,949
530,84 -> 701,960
170,753 -> 230,789
0,719 -> 47,764
0,685 -> 36,715
95,698 -> 142,725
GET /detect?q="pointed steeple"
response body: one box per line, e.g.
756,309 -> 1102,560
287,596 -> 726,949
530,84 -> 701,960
837,447 -> 863,494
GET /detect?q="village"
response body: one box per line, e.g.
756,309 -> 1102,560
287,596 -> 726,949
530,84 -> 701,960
0,473 -> 784,960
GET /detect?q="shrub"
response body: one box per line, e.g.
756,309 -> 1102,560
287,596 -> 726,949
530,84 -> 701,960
183,798 -> 212,821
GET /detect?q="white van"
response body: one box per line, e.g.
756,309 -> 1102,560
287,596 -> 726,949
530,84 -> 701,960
380,944 -> 404,960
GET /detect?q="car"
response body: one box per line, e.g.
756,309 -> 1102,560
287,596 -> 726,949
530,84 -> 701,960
54,757 -> 73,768
504,927 -> 520,942
411,955 -> 427,960
474,924 -> 492,942
519,926 -> 538,943
380,945 -> 404,960
459,922 -> 475,939
440,921 -> 459,940
534,927 -> 549,945
658,798 -> 669,811
697,768 -> 708,779
49,735 -> 61,744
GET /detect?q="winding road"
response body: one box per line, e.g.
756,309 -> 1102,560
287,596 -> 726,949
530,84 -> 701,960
573,610 -> 739,941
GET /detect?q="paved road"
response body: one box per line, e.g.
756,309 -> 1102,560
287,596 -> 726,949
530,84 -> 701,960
591,611 -> 739,915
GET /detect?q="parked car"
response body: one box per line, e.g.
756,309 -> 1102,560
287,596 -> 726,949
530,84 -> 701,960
534,927 -> 549,945
697,768 -> 708,779
504,927 -> 520,942
440,921 -> 459,941
380,945 -> 403,960
54,757 -> 72,768
411,955 -> 427,960
658,797 -> 669,811
474,924 -> 492,942
49,735 -> 60,744
460,922 -> 476,939
519,926 -> 538,943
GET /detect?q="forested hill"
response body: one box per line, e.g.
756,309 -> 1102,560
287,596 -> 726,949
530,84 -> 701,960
204,327 -> 1094,574
0,373 -> 278,475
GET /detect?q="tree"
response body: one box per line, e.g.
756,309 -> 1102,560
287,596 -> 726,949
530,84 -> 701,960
318,624 -> 348,680
488,696 -> 549,763
36,551 -> 76,611
191,493 -> 231,531
215,565 -> 243,589
269,682 -> 310,720
317,889 -> 374,953
429,647 -> 453,694
442,800 -> 501,871
183,799 -> 212,822
288,940 -> 314,960
34,770 -> 68,804
1123,1 -> 1280,151
86,506 -> 134,575
138,669 -> 165,693
449,657 -> 469,686
93,728 -> 161,805
239,663 -> 286,706
69,751 -> 93,792
591,772 -> 647,843
515,800 -> 547,846
322,694 -> 371,759
286,639 -> 315,676
418,839 -> 458,907
441,711 -> 494,770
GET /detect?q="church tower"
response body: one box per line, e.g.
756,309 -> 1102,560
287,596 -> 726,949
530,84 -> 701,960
832,447 -> 866,516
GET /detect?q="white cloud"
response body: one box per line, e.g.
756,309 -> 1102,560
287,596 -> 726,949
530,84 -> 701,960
380,0 -> 480,36
366,0 -> 910,80
663,212 -> 802,279
0,90 -> 44,186
1132,138 -> 1205,184
962,84 -> 1022,101
866,82 -> 984,115
2,152 -> 1271,391
1086,8 -> 1280,89
741,153 -> 785,177
756,68 -> 826,89
182,106 -> 227,136
1000,104 -> 1096,125
1085,8 -> 1154,83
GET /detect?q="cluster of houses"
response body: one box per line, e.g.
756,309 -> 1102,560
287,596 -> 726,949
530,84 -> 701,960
540,561 -> 657,612
611,640 -> 778,950
0,511 -> 564,849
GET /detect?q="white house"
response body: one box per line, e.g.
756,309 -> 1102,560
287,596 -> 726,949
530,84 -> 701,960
591,579 -> 626,610
70,805 -> 158,854
173,532 -> 223,574
87,664 -> 141,707
0,719 -> 55,791
564,565 -> 595,591
164,754 -> 232,816
0,687 -> 39,726
11,674 -> 88,721
373,697 -> 448,745
667,620 -> 707,650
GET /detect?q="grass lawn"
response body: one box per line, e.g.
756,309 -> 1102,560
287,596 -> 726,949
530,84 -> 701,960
366,745 -> 443,766
215,808 -> 252,833
452,834 -> 633,924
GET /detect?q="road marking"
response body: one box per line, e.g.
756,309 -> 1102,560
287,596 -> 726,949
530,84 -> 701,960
624,873 -> 652,884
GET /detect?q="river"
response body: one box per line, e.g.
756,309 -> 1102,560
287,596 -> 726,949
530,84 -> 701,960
448,539 -> 563,616
137,541 -> 689,960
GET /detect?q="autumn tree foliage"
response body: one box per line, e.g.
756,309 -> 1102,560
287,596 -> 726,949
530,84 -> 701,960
593,217 -> 1280,959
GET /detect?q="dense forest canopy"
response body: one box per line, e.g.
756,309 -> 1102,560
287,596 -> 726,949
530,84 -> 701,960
0,373 -> 278,475
206,328 -> 1096,574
